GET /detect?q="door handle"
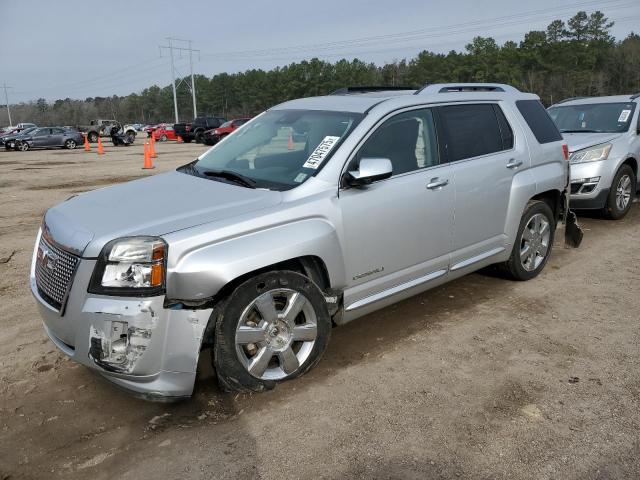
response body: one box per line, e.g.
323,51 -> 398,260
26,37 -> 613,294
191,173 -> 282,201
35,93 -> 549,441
426,178 -> 449,190
506,159 -> 523,169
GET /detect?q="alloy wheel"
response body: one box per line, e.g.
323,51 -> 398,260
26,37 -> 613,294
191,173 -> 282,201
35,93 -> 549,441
235,288 -> 318,381
520,213 -> 551,272
615,174 -> 632,211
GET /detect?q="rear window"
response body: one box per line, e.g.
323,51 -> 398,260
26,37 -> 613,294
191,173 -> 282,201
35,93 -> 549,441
438,104 -> 505,162
516,100 -> 562,144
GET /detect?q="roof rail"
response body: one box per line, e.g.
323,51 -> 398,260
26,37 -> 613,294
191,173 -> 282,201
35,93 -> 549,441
329,86 -> 415,95
555,96 -> 588,105
630,92 -> 640,100
415,83 -> 520,95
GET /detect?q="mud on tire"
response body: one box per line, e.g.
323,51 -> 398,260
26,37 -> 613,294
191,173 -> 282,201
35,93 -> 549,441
211,270 -> 331,393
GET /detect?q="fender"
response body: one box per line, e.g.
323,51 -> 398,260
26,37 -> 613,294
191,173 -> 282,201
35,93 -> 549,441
502,161 -> 565,251
165,218 -> 345,301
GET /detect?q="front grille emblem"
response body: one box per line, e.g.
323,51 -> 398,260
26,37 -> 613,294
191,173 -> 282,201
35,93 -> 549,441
37,245 -> 59,271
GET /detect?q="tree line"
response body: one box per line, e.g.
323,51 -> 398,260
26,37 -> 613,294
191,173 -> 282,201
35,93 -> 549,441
4,10 -> 640,126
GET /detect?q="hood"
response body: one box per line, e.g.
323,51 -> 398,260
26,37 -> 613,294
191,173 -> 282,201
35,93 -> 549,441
44,170 -> 282,257
562,132 -> 622,153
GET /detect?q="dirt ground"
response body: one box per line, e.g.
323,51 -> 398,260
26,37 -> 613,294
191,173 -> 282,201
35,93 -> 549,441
0,138 -> 639,480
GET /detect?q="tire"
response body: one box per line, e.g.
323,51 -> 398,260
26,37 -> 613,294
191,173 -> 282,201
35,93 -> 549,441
64,139 -> 76,150
88,132 -> 98,143
211,270 -> 331,393
126,130 -> 136,143
604,164 -> 635,220
160,134 -> 167,142
18,142 -> 30,152
500,200 -> 555,281
194,131 -> 204,143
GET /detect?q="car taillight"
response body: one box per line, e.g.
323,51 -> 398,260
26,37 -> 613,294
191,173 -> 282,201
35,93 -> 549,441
562,144 -> 569,161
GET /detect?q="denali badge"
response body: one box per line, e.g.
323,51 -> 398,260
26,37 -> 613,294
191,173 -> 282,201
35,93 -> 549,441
353,267 -> 384,281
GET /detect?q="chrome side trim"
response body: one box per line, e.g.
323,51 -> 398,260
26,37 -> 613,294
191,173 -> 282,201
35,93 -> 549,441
450,246 -> 505,272
345,269 -> 447,311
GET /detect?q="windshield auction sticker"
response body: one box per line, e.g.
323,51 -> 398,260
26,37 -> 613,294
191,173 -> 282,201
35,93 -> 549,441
618,110 -> 631,122
303,136 -> 341,169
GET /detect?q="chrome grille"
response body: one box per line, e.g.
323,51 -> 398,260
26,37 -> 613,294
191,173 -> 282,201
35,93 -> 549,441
35,236 -> 79,311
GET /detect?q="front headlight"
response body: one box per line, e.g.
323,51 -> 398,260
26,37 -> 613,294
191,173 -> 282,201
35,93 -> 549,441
569,143 -> 612,164
88,237 -> 167,296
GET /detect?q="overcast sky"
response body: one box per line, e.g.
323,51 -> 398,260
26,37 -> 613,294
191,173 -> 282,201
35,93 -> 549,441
1,0 -> 639,103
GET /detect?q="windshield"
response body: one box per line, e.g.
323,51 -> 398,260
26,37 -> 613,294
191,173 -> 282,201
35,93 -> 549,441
189,109 -> 363,190
19,127 -> 38,135
548,102 -> 636,133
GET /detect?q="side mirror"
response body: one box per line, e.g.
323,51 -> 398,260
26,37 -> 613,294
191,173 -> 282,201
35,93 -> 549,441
345,158 -> 393,187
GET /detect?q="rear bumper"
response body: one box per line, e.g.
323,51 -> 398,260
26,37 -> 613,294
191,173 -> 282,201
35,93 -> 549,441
30,231 -> 213,400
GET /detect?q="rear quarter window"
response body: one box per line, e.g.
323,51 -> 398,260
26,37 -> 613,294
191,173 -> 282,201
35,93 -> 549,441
516,100 -> 562,144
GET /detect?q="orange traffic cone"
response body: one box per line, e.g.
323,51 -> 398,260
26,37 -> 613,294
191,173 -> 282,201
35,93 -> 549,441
83,134 -> 91,152
288,132 -> 294,150
97,137 -> 104,155
142,142 -> 154,169
176,135 -> 183,143
149,135 -> 157,158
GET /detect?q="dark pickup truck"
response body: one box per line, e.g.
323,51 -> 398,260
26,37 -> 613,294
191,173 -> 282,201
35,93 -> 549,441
173,116 -> 227,143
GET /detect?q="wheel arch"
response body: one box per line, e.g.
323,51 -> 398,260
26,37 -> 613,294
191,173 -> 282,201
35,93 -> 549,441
621,156 -> 638,180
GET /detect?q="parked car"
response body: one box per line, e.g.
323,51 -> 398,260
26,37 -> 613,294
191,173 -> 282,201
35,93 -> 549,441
16,122 -> 37,130
77,119 -> 136,143
15,127 -> 84,151
152,124 -> 176,142
31,83 -> 581,400
174,116 -> 226,143
144,124 -> 161,137
202,118 -> 251,145
2,126 -> 39,150
548,94 -> 640,219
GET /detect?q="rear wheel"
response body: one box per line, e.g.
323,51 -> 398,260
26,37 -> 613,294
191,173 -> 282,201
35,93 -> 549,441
500,200 -> 555,281
88,132 -> 99,143
211,270 -> 331,392
195,131 -> 204,143
64,139 -> 76,149
604,165 -> 635,220
160,134 -> 167,142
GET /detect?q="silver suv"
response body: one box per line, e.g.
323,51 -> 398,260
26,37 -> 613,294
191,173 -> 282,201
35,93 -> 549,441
31,83 -> 578,400
548,94 -> 640,219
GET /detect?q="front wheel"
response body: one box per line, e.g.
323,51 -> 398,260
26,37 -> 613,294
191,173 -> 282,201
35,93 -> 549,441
160,134 -> 167,142
604,165 -> 635,220
65,139 -> 76,149
88,132 -> 99,143
500,200 -> 555,281
18,142 -> 30,151
211,270 -> 331,392
194,131 -> 204,143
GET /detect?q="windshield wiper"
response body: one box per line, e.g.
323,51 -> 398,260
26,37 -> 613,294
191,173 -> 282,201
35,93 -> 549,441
560,129 -> 600,133
201,169 -> 257,188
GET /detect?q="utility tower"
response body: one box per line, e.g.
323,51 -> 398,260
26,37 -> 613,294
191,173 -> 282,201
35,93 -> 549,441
2,83 -> 13,126
159,38 -> 200,123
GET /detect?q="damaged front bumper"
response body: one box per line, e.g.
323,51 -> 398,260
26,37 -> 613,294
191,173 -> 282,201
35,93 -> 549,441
31,255 -> 212,401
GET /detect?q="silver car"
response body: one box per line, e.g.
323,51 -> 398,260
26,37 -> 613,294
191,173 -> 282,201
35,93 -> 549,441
31,83 -> 577,400
548,94 -> 640,219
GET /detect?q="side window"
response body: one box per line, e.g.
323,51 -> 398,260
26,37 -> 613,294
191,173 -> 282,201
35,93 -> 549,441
516,99 -> 562,144
35,129 -> 49,137
356,108 -> 439,176
438,104 -> 504,162
493,105 -> 514,149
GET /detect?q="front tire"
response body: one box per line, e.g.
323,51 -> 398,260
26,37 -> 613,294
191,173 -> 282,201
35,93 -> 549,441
160,134 -> 167,142
604,165 -> 635,220
212,271 -> 331,392
88,132 -> 98,143
194,131 -> 204,143
18,142 -> 30,151
500,200 -> 555,281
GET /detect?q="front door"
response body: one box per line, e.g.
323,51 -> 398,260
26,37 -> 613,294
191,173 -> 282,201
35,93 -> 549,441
340,108 -> 453,313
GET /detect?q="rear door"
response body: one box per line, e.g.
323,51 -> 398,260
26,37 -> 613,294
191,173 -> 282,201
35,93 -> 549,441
436,103 -> 523,270
50,127 -> 66,146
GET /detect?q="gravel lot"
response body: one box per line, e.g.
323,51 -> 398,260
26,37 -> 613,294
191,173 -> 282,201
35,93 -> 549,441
1,139 -> 639,480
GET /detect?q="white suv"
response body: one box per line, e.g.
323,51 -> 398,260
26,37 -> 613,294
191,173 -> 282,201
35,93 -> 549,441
548,94 -> 640,219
